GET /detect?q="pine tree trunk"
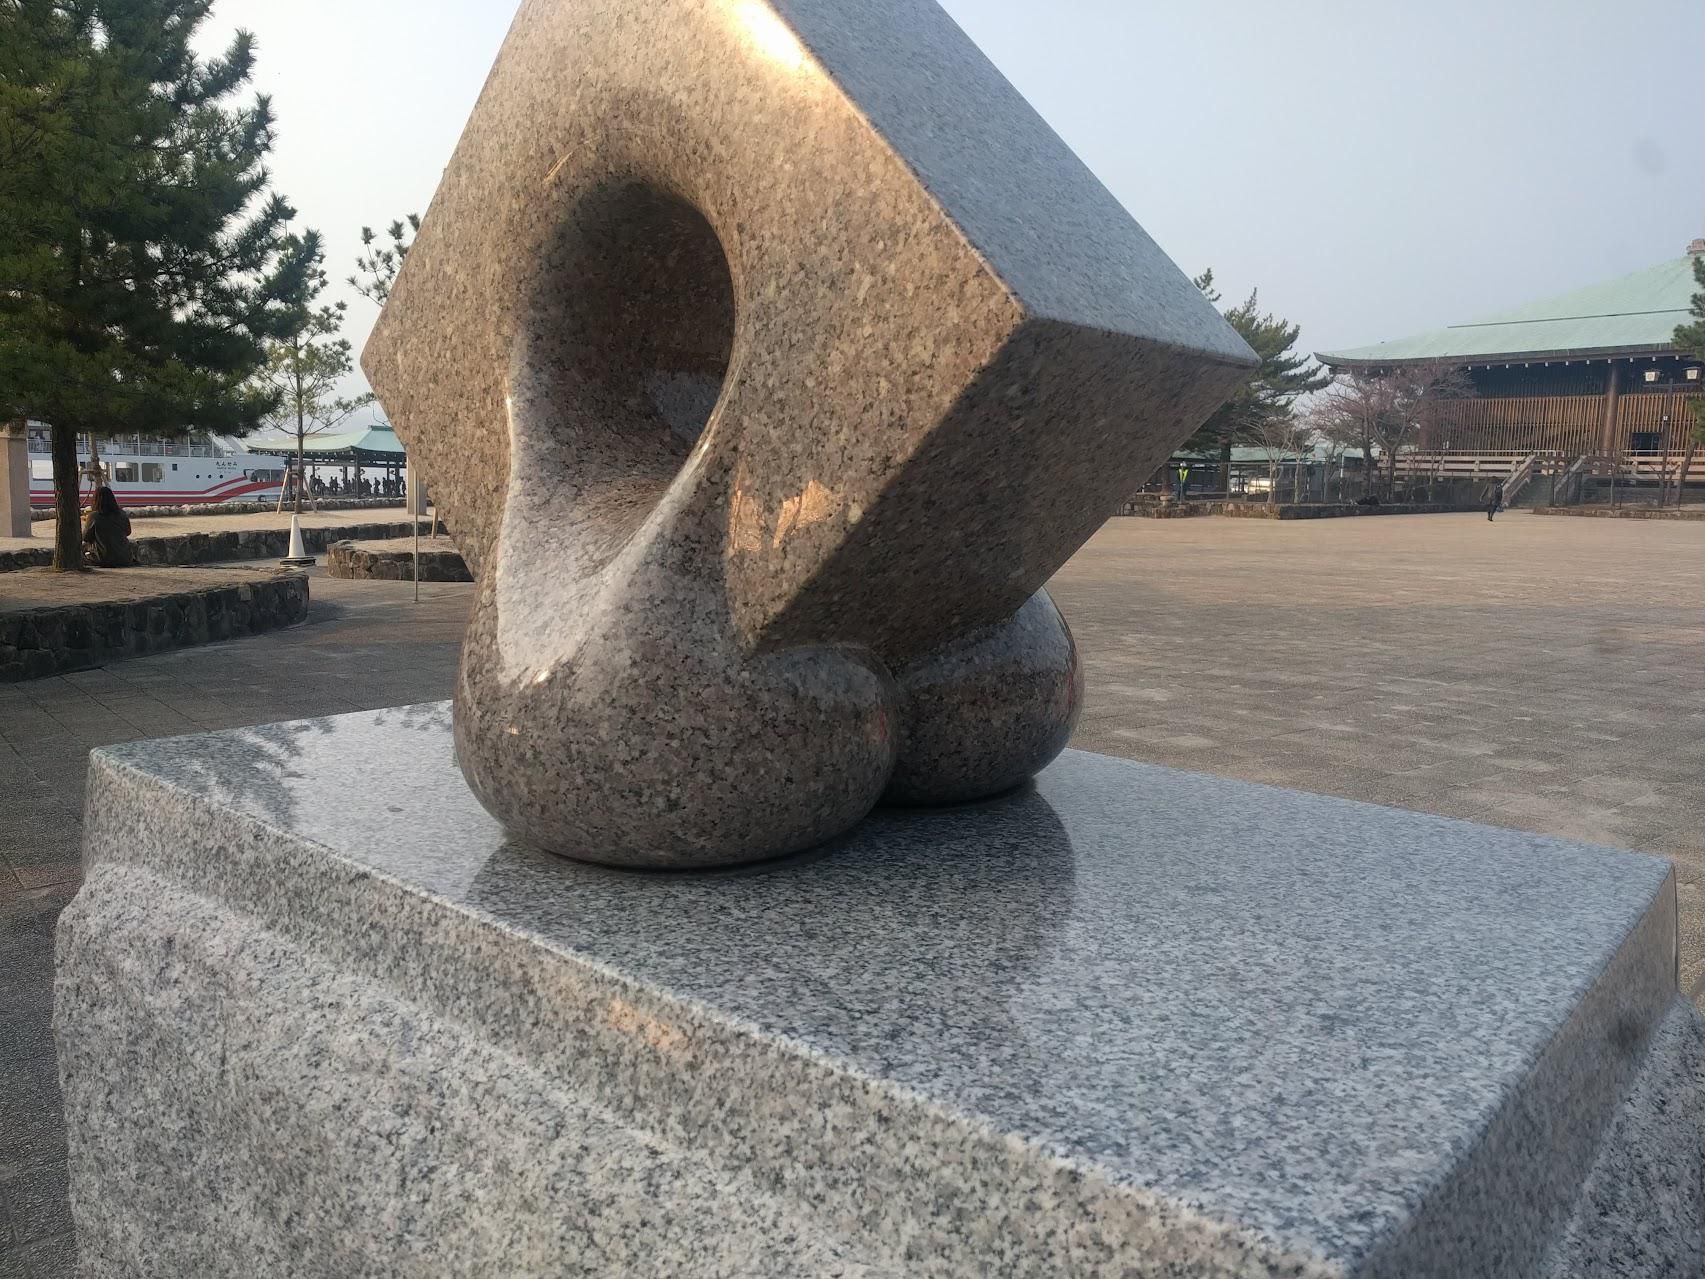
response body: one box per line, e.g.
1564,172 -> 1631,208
1678,447 -> 1697,510
51,422 -> 83,571
1219,439 -> 1233,497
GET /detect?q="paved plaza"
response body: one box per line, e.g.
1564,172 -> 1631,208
1056,512 -> 1705,1000
3,511 -> 1705,1269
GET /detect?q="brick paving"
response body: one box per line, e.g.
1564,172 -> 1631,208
3,511 -> 1705,1270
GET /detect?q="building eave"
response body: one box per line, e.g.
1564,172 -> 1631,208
1317,342 -> 1683,372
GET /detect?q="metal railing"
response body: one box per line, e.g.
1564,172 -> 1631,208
19,430 -> 228,458
1500,453 -> 1542,506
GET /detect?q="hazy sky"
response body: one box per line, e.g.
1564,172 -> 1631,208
199,0 -> 1704,398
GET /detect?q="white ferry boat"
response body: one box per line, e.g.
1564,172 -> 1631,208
24,424 -> 285,507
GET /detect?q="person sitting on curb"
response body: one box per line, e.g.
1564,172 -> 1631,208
82,485 -> 134,567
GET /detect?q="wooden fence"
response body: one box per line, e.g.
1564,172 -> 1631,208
1426,391 -> 1702,456
1390,450 -> 1543,479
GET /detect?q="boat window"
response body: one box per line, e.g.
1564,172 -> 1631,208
141,463 -> 164,482
30,460 -> 51,479
112,463 -> 139,482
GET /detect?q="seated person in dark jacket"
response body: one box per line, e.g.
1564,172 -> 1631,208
82,486 -> 134,567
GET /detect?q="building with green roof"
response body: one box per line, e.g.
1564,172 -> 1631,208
1317,242 -> 1704,458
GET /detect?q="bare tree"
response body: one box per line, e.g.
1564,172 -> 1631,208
1246,409 -> 1314,504
1311,373 -> 1390,498
1313,364 -> 1474,497
1386,363 -> 1476,496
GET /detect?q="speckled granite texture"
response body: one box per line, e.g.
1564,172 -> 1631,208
56,707 -> 1703,1277
361,0 -> 1256,866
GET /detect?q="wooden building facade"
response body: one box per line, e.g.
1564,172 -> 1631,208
1318,244 -> 1704,461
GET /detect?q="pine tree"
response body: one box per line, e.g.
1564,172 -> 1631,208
0,0 -> 312,568
1182,270 -> 1331,494
259,232 -> 372,514
349,214 -> 420,308
1671,254 -> 1705,507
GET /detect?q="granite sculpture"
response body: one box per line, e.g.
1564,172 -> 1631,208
362,0 -> 1256,867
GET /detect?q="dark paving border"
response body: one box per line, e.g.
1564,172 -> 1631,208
1118,499 -> 1481,519
1532,506 -> 1705,521
1,572 -> 308,682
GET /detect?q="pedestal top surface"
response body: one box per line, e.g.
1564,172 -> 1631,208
96,702 -> 1674,1269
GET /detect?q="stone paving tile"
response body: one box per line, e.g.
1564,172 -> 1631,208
0,1166 -> 70,1249
0,1232 -> 77,1279
0,882 -> 73,1275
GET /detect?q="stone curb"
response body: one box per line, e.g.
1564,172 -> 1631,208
0,571 -> 309,682
0,520 -> 429,574
326,540 -> 472,583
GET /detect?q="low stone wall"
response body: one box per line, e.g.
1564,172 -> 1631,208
1118,498 -> 1210,518
1118,499 -> 1480,520
29,497 -> 401,519
0,519 -> 427,573
0,571 -> 308,681
327,538 -> 472,582
1531,506 -> 1705,521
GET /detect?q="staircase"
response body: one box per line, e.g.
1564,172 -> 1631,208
1500,452 -> 1542,507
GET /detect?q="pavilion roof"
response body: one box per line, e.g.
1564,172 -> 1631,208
242,423 -> 407,463
1318,252 -> 1702,369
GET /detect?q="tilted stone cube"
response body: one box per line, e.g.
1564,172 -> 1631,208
363,0 -> 1254,865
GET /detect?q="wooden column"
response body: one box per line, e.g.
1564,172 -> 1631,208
1598,361 -> 1622,455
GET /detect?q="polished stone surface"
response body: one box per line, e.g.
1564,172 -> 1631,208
56,706 -> 1701,1276
362,0 -> 1256,865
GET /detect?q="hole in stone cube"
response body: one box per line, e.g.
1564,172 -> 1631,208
514,180 -> 736,559
534,182 -> 735,450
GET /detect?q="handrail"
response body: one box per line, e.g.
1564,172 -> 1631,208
1555,454 -> 1592,506
1501,452 -> 1540,505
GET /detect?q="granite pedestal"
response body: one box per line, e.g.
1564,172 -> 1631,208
55,706 -> 1705,1276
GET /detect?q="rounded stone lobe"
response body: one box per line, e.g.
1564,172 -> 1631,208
884,588 -> 1082,806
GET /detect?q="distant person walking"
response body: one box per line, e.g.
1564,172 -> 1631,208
1486,483 -> 1504,522
82,486 -> 133,567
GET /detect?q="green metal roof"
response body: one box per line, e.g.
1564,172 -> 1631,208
242,423 -> 407,462
1318,253 -> 1702,367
